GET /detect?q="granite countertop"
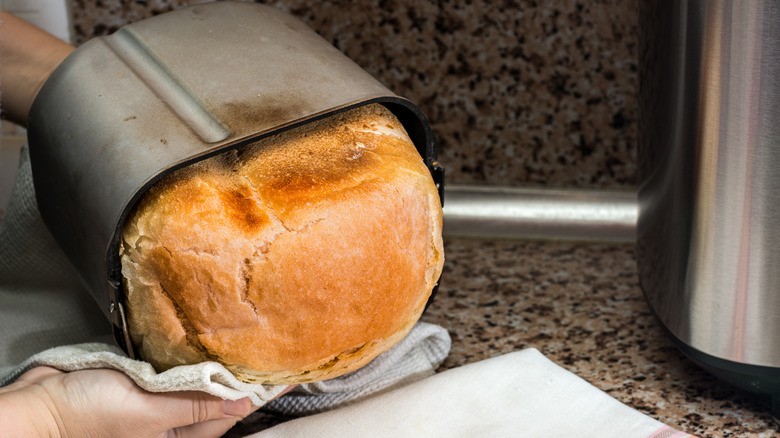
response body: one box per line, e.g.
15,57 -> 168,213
421,239 -> 778,437
233,238 -> 779,437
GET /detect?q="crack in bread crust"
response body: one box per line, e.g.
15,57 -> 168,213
158,283 -> 213,358
240,258 -> 260,318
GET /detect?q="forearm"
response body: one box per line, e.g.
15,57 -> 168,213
0,11 -> 75,127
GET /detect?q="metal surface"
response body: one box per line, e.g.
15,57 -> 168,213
637,1 -> 780,368
26,2 -> 442,355
443,185 -> 636,242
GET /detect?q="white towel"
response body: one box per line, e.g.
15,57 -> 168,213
254,348 -> 697,438
0,143 -> 451,411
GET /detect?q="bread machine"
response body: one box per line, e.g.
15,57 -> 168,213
26,1 -> 444,359
638,0 -> 780,414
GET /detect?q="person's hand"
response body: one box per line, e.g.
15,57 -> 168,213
0,366 -> 291,438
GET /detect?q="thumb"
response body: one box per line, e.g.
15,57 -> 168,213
151,392 -> 254,430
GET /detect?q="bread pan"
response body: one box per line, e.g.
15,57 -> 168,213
26,1 -> 443,358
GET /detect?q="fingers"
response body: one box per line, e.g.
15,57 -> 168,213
168,417 -> 243,438
1,367 -> 290,438
152,392 -> 254,431
168,385 -> 292,431
222,398 -> 255,418
31,369 -> 258,438
167,396 -> 270,438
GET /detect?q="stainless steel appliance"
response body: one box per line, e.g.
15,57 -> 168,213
638,0 -> 780,414
27,2 -> 443,358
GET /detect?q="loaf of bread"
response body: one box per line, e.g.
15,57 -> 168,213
119,104 -> 444,384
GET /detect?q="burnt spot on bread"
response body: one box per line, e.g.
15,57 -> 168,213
257,132 -> 386,199
219,187 -> 271,233
229,104 -> 419,216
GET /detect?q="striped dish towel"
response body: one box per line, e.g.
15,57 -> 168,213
254,348 -> 696,438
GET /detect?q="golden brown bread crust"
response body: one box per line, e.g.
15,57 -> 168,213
119,104 -> 444,384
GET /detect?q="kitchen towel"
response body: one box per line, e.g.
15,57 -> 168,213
0,322 -> 451,409
0,143 -> 451,410
253,348 -> 697,438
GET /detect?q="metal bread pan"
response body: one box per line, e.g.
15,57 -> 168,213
27,1 -> 443,356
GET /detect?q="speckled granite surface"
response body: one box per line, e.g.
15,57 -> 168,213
422,239 -> 779,437
68,0 -> 638,188
229,239 -> 779,437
